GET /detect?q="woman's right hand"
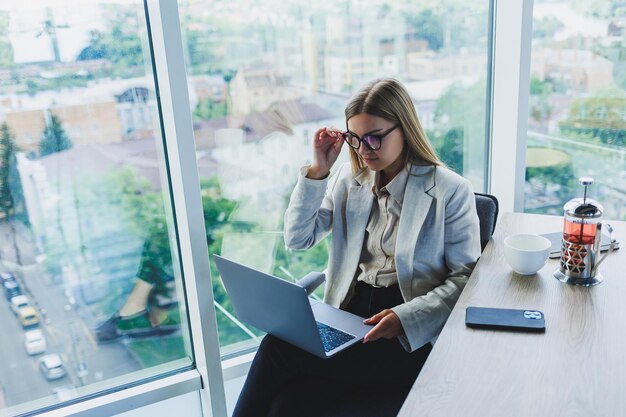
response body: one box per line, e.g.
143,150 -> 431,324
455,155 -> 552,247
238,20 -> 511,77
307,127 -> 344,180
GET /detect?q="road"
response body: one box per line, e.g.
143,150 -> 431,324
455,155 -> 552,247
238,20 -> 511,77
0,222 -> 143,410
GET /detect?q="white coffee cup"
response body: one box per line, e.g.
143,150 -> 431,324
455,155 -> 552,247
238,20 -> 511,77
503,234 -> 552,275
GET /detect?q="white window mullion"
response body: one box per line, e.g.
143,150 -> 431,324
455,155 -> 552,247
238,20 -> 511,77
145,1 -> 227,416
489,0 -> 534,212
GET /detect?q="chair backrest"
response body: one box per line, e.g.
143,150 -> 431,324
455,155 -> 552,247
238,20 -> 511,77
474,192 -> 499,252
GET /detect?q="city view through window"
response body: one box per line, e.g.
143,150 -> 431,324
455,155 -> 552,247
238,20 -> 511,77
525,0 -> 626,220
0,0 -> 491,412
0,2 -> 193,414
176,0 -> 490,354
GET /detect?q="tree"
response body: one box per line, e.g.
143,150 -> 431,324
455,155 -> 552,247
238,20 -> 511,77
431,80 -> 487,174
559,87 -> 626,147
0,123 -> 26,263
90,170 -> 255,346
39,113 -> 72,156
0,11 -> 14,67
181,13 -> 219,74
529,75 -> 554,123
193,97 -> 227,121
406,9 -> 444,51
77,30 -> 107,61
77,6 -> 144,76
435,127 -> 464,174
533,16 -> 565,39
0,123 -> 25,219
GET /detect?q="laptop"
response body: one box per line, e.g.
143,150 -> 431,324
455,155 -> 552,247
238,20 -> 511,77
541,232 -> 620,259
213,255 -> 372,359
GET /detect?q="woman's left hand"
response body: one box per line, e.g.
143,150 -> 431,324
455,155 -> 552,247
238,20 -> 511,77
362,309 -> 404,343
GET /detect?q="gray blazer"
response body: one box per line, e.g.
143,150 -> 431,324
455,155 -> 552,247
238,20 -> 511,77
284,162 -> 481,352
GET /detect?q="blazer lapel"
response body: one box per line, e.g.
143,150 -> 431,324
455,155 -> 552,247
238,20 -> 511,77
396,165 -> 436,296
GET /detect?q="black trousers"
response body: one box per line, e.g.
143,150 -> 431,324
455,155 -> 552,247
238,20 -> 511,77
232,282 -> 432,417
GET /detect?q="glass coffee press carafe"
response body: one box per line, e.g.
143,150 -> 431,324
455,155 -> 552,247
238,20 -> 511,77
554,177 -> 616,286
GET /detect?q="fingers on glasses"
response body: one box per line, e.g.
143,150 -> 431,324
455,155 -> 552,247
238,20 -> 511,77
345,133 -> 379,150
324,127 -> 344,141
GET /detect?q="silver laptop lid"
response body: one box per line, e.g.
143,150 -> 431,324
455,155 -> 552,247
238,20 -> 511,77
213,254 -> 325,357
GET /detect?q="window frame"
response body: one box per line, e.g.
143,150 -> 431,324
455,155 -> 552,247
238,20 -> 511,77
143,1 -> 227,416
488,0 -> 534,212
35,1 -> 227,416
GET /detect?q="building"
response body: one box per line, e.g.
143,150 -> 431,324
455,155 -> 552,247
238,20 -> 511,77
531,47 -> 614,93
406,51 -> 487,81
229,66 -> 306,115
1,78 -> 161,152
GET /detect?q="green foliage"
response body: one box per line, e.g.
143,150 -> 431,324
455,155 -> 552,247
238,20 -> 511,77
591,40 -> 626,90
406,9 -> 444,51
0,123 -> 25,220
526,150 -> 576,185
533,16 -> 565,39
559,90 -> 626,147
193,97 -> 227,121
126,336 -> 187,367
431,79 -> 487,173
39,114 -> 72,156
529,75 -> 554,123
21,74 -> 89,95
77,30 -> 107,61
101,167 -> 161,234
77,5 -> 144,74
101,172 -> 255,347
181,14 -> 219,74
434,127 -> 464,174
570,0 -> 626,19
0,11 -> 13,67
271,237 -> 330,300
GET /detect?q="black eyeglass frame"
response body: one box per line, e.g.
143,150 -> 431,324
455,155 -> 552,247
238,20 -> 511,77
343,124 -> 400,151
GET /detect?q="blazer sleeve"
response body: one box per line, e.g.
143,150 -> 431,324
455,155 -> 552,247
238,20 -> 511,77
392,178 -> 481,352
283,165 -> 343,250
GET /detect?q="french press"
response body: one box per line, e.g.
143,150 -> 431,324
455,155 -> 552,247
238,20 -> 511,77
553,177 -> 616,286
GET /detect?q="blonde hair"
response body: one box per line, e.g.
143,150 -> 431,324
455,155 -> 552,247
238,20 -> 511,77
344,78 -> 442,173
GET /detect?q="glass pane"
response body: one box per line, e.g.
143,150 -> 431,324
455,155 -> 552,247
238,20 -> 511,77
0,2 -> 192,414
526,0 -> 626,220
178,0 -> 491,354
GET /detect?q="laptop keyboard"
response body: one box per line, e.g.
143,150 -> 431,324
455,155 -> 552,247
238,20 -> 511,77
316,322 -> 355,352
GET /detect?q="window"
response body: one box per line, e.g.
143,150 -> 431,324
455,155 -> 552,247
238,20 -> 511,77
178,0 -> 492,355
526,0 -> 626,220
0,2 -> 193,414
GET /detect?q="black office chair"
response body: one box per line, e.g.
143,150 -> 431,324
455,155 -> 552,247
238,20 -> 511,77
475,192 -> 499,252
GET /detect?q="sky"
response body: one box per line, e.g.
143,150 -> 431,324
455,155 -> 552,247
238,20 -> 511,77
4,3 -> 117,63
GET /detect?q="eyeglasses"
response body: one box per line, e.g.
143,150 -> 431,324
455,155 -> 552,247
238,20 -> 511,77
343,124 -> 400,151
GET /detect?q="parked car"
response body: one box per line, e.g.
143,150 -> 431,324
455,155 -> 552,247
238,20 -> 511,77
39,354 -> 66,380
0,272 -> 16,284
10,294 -> 29,314
2,279 -> 21,300
18,306 -> 40,328
24,329 -> 47,355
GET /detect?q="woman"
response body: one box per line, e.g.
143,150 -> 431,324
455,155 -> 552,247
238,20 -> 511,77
233,78 -> 481,417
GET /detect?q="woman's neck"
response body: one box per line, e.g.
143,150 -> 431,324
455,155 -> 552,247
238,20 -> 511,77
379,157 -> 405,188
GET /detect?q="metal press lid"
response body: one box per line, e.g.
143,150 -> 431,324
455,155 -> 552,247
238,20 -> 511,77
564,198 -> 603,218
564,176 -> 603,218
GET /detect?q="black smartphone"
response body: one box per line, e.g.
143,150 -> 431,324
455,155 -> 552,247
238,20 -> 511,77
465,306 -> 546,332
